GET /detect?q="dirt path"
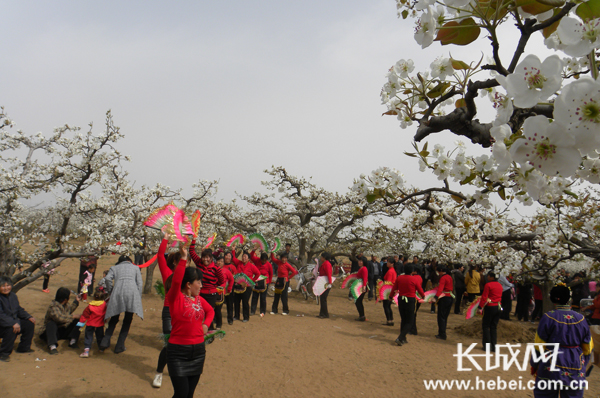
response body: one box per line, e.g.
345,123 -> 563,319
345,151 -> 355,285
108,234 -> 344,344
1,257 -> 598,397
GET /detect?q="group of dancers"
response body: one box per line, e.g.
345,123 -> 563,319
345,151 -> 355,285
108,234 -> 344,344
152,233 -> 337,398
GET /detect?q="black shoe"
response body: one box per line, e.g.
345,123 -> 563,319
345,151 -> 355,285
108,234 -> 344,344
68,343 -> 79,349
250,312 -> 256,316
317,315 -> 329,319
409,331 -> 418,335
355,316 -> 366,322
15,348 -> 34,353
394,338 -> 403,346
0,354 -> 10,362
242,319 -> 248,323
228,320 -> 233,325
114,347 -> 126,354
50,348 -> 58,355
430,310 -> 435,314
402,339 -> 408,344
233,317 -> 240,321
435,335 -> 446,340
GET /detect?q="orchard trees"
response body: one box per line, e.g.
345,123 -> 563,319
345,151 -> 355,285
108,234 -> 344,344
0,109 -> 220,292
217,166 -> 405,266
356,0 -> 600,278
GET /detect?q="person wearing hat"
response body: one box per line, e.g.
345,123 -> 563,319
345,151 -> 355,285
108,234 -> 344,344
99,255 -> 144,353
530,283 -> 593,397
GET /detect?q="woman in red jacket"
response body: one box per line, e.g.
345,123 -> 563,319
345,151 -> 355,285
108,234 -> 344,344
231,250 -> 260,322
382,258 -> 397,326
354,258 -> 369,321
167,244 -> 214,398
270,252 -> 298,315
317,252 -> 333,319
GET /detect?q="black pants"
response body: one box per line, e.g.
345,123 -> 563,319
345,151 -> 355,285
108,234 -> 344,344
454,288 -> 466,314
500,289 -> 512,320
410,302 -> 421,334
355,292 -> 366,318
224,294 -> 234,323
41,319 -> 80,347
367,277 -> 375,299
83,325 -> 104,349
271,280 -> 290,314
234,289 -> 252,321
482,305 -> 501,351
200,293 -> 218,329
251,289 -> 268,315
157,305 -> 172,373
383,299 -> 393,322
319,288 -> 330,317
42,274 -> 50,290
398,297 -> 416,341
530,299 -> 543,320
516,295 -> 530,321
100,312 -> 133,352
0,319 -> 35,355
171,374 -> 201,398
437,297 -> 453,339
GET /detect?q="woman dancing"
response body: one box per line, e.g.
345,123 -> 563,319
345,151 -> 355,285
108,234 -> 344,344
382,257 -> 397,326
231,249 -> 260,322
354,257 -> 368,321
270,252 -> 298,315
167,243 -> 214,398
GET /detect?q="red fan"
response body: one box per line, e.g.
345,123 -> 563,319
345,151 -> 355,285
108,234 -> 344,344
378,283 -> 394,301
341,273 -> 359,289
234,273 -> 255,288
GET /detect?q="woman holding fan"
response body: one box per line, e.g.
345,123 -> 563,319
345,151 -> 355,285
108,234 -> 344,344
231,249 -> 260,323
270,252 -> 298,315
166,243 -> 214,398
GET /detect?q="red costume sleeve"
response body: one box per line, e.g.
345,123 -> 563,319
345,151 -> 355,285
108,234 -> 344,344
157,239 -> 173,283
189,239 -> 201,267
167,259 -> 187,306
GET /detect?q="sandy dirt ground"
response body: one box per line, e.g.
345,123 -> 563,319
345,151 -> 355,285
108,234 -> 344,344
1,256 -> 598,398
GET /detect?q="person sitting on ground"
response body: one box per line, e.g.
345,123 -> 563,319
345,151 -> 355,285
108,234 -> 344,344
0,276 -> 36,362
39,287 -> 81,354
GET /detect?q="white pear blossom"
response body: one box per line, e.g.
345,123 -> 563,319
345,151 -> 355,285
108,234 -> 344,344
496,54 -> 563,108
577,157 -> 600,183
430,57 -> 454,80
393,59 -> 415,78
510,115 -> 580,177
414,7 -> 436,49
553,77 -> 600,155
556,17 -> 600,57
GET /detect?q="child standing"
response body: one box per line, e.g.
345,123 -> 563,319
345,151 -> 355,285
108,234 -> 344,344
78,288 -> 108,358
80,265 -> 96,301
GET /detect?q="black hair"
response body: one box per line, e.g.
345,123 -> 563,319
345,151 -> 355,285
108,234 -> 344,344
116,255 -> 132,265
280,252 -> 288,260
0,276 -> 12,287
487,271 -> 496,280
165,274 -> 173,294
55,287 -> 71,303
321,251 -> 331,261
387,257 -> 395,264
201,249 -> 213,259
404,264 -> 414,275
92,288 -> 108,301
285,243 -> 291,247
167,252 -> 182,271
181,267 -> 203,290
215,256 -> 224,262
242,251 -> 250,258
550,285 -> 571,305
260,253 -> 268,261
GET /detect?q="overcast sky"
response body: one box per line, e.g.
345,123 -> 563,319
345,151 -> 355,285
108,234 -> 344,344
2,1 -> 548,205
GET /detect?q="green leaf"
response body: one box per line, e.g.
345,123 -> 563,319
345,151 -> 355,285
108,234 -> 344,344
455,98 -> 467,108
543,9 -> 562,38
564,190 -> 579,199
419,150 -> 430,157
422,141 -> 428,152
498,187 -> 506,200
460,173 -> 477,185
451,195 -> 464,203
366,193 -> 377,203
426,82 -> 451,98
577,0 -> 600,21
451,59 -> 470,70
382,110 -> 398,116
402,9 -> 409,19
404,152 -> 418,158
435,18 -> 481,46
